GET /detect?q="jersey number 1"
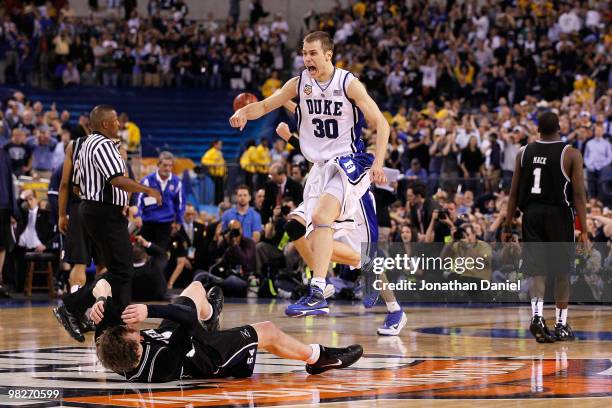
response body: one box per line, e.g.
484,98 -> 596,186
312,119 -> 338,139
531,168 -> 542,194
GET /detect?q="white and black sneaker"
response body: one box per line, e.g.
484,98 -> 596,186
306,344 -> 363,375
529,315 -> 556,343
554,322 -> 575,341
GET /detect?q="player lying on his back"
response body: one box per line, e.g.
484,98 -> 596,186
92,281 -> 363,382
276,121 -> 407,336
230,31 -> 389,318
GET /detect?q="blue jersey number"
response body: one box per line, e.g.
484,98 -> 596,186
312,118 -> 339,139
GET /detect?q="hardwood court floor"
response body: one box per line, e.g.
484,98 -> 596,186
1,300 -> 611,407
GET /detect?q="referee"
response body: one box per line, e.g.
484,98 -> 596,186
53,105 -> 161,342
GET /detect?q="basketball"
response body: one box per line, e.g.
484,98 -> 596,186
233,92 -> 258,111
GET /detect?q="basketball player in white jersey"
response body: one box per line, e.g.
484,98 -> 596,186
230,31 -> 389,317
275,120 -> 407,335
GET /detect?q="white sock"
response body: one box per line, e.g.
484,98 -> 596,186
306,344 -> 320,364
201,304 -> 213,321
555,307 -> 567,325
70,285 -> 80,294
531,297 -> 543,316
386,301 -> 401,313
311,277 -> 326,292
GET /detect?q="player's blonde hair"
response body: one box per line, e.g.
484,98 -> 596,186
303,31 -> 334,54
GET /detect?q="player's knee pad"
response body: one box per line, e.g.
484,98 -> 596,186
285,219 -> 306,242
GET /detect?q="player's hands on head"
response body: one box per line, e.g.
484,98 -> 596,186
91,300 -> 105,324
276,122 -> 291,141
122,304 -> 148,325
229,109 -> 248,131
370,164 -> 387,185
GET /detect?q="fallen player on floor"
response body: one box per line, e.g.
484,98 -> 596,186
92,281 -> 363,382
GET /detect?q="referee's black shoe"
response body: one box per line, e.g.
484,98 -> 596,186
554,323 -> 576,341
53,305 -> 85,342
202,286 -> 224,332
529,315 -> 556,343
306,344 -> 363,375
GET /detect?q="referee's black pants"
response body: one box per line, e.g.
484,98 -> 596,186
63,201 -> 133,316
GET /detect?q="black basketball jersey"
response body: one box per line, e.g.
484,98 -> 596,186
123,327 -> 194,382
518,141 -> 573,210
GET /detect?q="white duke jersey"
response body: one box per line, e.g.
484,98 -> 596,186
296,67 -> 366,163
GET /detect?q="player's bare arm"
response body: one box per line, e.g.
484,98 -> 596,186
229,77 -> 298,130
272,88 -> 298,115
567,147 -> 587,242
58,141 -> 74,235
346,77 -> 389,184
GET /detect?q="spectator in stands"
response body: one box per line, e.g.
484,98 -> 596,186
29,129 -> 58,179
131,235 -> 168,301
482,133 -> 502,193
254,189 -> 265,214
270,139 -> 288,164
240,139 -> 258,191
13,190 -> 55,292
460,136 -> 484,195
201,140 -> 227,205
4,128 -> 32,176
254,138 -> 271,190
222,185 -> 262,242
256,198 -> 293,276
584,125 -> 612,201
62,62 -> 80,86
290,164 -> 306,186
138,151 -> 185,250
261,70 -> 281,98
166,204 -> 207,289
80,63 -> 97,86
406,182 -> 439,237
261,163 -> 303,224
405,158 -> 427,184
208,219 -> 256,297
119,113 -> 141,153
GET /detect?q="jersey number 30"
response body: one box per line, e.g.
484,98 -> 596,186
531,168 -> 542,194
312,119 -> 339,139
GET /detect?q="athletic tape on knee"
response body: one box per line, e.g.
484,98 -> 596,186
284,219 -> 306,242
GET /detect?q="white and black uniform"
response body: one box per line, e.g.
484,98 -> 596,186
295,67 -> 373,236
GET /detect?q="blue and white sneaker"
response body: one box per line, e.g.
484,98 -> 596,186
285,286 -> 330,317
377,310 -> 407,336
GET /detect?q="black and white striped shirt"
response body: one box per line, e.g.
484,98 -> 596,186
74,133 -> 128,206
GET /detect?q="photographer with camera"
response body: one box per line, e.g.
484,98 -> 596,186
207,219 -> 256,297
440,224 -> 492,301
256,198 -> 294,277
425,202 -> 458,243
